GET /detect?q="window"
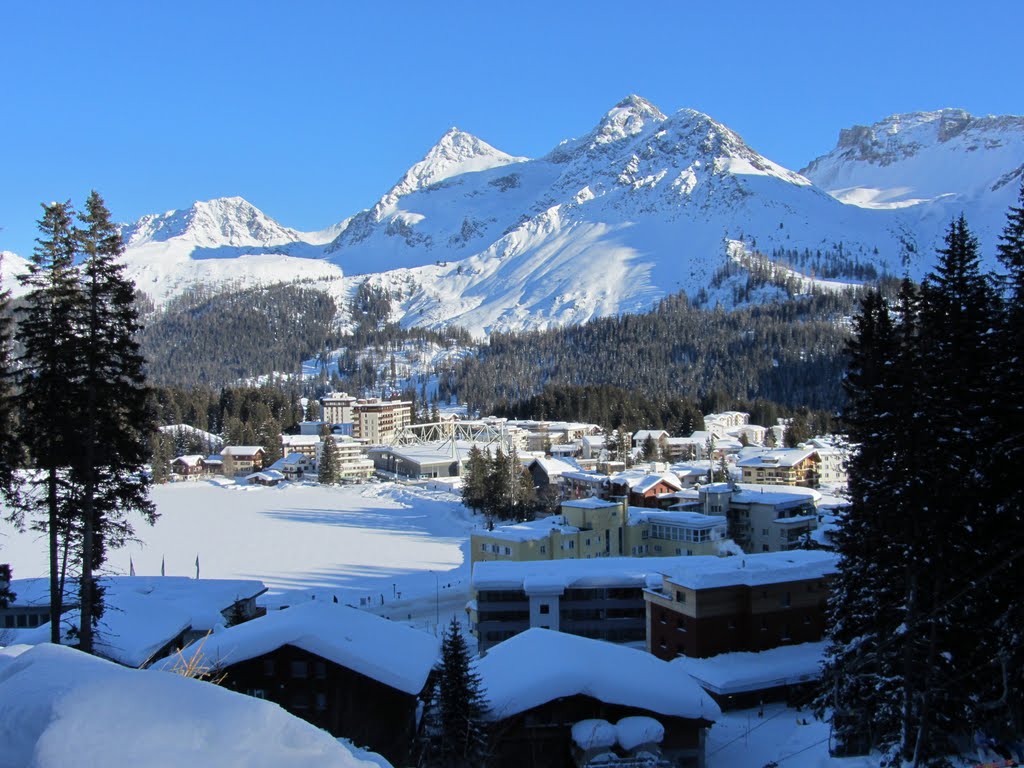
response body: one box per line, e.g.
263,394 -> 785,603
503,546 -> 511,555
782,591 -> 791,607
568,541 -> 575,549
654,545 -> 662,552
762,545 -> 770,552
539,604 -> 550,615
675,590 -> 687,604
315,693 -> 327,711
480,543 -> 487,551
263,659 -> 275,676
314,661 -> 326,679
761,528 -> 769,536
246,688 -> 267,699
539,545 -> 546,554
585,538 -> 591,546
291,660 -> 309,679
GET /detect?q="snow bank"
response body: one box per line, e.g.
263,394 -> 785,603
572,719 -> 618,750
0,644 -> 386,768
673,641 -> 826,695
615,716 -> 665,750
657,551 -> 838,590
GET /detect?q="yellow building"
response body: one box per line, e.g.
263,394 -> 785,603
470,497 -> 728,565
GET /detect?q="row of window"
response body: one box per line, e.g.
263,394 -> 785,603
649,523 -> 718,543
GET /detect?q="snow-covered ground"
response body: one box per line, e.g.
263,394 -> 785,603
0,479 -> 904,766
1,480 -> 479,635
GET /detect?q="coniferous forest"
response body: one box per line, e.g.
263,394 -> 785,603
818,186 -> 1024,764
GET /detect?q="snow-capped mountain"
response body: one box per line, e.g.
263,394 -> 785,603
7,98 -> 1020,336
115,197 -> 345,305
802,109 -> 1024,248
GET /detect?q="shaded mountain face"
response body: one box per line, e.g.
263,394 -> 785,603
15,97 -> 1016,337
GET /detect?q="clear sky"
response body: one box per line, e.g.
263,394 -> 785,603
1,0 -> 1020,258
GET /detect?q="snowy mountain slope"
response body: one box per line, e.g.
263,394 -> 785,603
318,96 -> 913,335
115,197 -> 346,305
802,109 -> 1024,251
8,97 -> 1014,333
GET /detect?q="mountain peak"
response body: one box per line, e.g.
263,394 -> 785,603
594,94 -> 667,143
383,128 -> 528,204
121,196 -> 301,248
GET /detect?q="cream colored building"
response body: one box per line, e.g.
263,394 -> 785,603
318,435 -> 375,482
352,398 -> 412,445
471,497 -> 728,565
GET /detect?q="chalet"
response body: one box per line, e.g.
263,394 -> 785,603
644,550 -> 838,660
478,629 -> 719,768
2,576 -> 267,667
608,470 -> 683,508
220,445 -> 266,476
156,601 -> 440,767
269,452 -> 316,481
245,469 -> 285,486
202,454 -> 223,475
170,454 -> 205,478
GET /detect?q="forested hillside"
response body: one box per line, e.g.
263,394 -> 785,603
139,282 -> 337,387
450,289 -> 863,416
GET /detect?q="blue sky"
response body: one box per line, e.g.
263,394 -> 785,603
1,0 -> 1020,258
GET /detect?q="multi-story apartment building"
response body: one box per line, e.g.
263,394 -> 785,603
471,497 -> 728,565
351,398 -> 412,445
319,435 -> 375,481
736,448 -> 820,487
471,557 -> 679,653
644,551 -> 838,660
679,483 -> 820,554
319,392 -> 357,425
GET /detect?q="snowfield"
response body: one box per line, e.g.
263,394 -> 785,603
1,480 -> 476,617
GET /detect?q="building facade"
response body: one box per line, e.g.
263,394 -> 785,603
644,551 -> 837,660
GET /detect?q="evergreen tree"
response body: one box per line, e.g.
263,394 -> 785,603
821,216 -> 1010,764
16,201 -> 86,643
0,268 -> 19,503
461,445 -> 489,515
423,617 -> 489,768
985,183 -> 1024,737
641,434 -> 658,462
318,434 -> 340,485
507,446 -> 535,522
73,190 -> 157,653
484,447 -> 511,520
150,431 -> 174,484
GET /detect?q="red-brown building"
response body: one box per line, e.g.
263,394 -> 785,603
644,551 -> 837,660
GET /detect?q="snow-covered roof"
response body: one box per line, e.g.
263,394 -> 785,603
627,508 -> 727,528
154,601 -> 439,696
477,515 -> 580,543
246,470 -> 285,483
473,556 -> 695,594
609,470 -> 683,493
730,484 -> 822,507
527,456 -> 582,478
562,496 -> 620,510
672,641 -> 826,695
0,644 -> 379,768
281,434 -> 321,446
633,430 -> 668,442
221,445 -> 266,456
736,449 -> 817,468
8,576 -> 268,667
172,454 -> 205,467
477,628 -> 719,722
656,551 -> 838,590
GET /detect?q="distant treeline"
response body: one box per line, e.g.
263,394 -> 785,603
450,289 -> 861,416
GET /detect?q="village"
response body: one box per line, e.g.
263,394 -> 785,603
1,394 -> 859,768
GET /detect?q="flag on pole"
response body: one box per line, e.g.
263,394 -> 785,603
129,556 -> 135,577
195,554 -> 200,580
161,556 -> 165,577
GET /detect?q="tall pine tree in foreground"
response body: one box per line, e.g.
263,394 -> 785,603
73,191 -> 156,652
0,265 -> 19,609
16,201 -> 86,642
422,617 -> 489,768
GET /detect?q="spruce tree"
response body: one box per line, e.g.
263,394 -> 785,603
318,434 -> 339,484
0,268 -> 19,503
461,445 -> 489,515
16,200 -> 86,643
424,617 -> 489,767
73,191 -> 157,652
